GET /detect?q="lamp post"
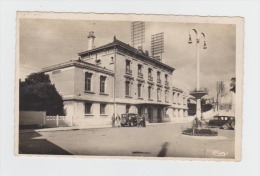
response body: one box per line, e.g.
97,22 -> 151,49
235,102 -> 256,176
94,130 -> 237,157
188,29 -> 208,120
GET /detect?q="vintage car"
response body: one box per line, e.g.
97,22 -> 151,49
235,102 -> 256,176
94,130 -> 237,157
208,116 -> 235,130
120,113 -> 146,127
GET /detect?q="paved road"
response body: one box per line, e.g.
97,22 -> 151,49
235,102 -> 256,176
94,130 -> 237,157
19,123 -> 235,159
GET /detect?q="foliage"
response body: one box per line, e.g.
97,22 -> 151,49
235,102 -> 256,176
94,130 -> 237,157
20,73 -> 64,115
187,98 -> 213,116
230,77 -> 236,93
216,81 -> 224,111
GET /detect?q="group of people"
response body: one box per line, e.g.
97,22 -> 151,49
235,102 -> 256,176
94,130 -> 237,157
111,114 -> 121,128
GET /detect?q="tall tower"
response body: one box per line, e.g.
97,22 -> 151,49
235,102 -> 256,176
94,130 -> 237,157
151,32 -> 164,62
131,21 -> 145,49
88,31 -> 95,50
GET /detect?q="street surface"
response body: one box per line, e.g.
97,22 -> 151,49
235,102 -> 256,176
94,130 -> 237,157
19,123 -> 235,159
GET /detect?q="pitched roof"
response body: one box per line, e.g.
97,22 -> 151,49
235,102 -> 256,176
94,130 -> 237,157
78,37 -> 175,72
41,59 -> 114,76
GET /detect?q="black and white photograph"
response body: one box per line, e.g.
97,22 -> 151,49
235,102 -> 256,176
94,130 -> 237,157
16,12 -> 243,161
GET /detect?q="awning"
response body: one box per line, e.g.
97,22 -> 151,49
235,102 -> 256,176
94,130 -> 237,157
134,102 -> 171,107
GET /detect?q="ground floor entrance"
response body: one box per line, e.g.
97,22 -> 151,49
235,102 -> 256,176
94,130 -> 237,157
63,100 -> 188,126
136,104 -> 169,123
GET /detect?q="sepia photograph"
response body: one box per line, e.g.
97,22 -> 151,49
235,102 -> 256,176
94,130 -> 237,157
16,12 -> 243,161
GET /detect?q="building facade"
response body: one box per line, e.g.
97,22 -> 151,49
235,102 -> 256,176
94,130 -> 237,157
42,33 -> 188,126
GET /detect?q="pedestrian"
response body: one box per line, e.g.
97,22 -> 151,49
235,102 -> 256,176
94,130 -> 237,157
142,114 -> 146,127
116,114 -> 121,128
111,113 -> 115,128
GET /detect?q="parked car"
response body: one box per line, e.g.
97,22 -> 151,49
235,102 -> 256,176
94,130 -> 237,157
208,116 -> 235,130
120,113 -> 146,127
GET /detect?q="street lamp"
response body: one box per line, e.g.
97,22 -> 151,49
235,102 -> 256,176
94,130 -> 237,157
188,29 -> 208,120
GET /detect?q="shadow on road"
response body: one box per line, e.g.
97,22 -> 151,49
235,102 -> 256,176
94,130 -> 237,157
157,142 -> 169,157
19,131 -> 72,155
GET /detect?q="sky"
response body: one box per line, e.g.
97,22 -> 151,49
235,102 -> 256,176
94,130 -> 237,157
19,19 -> 236,98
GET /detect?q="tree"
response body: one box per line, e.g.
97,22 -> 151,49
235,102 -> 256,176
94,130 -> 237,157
230,77 -> 236,93
20,72 -> 64,115
187,98 -> 213,116
216,81 -> 224,111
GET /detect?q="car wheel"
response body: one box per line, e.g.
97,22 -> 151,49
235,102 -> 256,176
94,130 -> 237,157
223,124 -> 229,130
231,122 -> 235,129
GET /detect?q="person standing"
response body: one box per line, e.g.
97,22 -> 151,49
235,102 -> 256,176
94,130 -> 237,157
116,114 -> 121,128
111,113 -> 115,128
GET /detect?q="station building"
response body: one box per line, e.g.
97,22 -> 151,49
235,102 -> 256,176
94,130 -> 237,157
42,32 -> 188,126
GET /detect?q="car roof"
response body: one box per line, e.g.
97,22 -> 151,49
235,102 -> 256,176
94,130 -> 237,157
214,115 -> 234,117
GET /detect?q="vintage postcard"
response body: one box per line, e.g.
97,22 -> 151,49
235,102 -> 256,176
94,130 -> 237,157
15,12 -> 243,161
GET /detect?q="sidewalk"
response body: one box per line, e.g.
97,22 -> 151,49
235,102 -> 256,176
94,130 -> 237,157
19,121 -> 192,134
19,125 -> 111,134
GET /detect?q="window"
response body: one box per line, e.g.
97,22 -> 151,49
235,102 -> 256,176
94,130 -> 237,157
100,76 -> 106,93
126,105 -> 130,113
157,88 -> 161,101
125,81 -> 131,96
148,68 -> 153,81
157,71 -> 161,84
85,102 -> 92,114
126,60 -> 131,72
85,72 -> 92,91
137,64 -> 143,78
148,68 -> 152,77
165,90 -> 169,102
157,71 -> 161,80
138,64 -> 142,74
100,104 -> 106,114
165,74 -> 168,82
148,86 -> 152,99
173,92 -> 175,103
138,84 -> 142,98
179,94 -> 182,104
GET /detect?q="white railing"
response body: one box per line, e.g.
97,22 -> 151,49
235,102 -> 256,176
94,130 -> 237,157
45,115 -> 73,127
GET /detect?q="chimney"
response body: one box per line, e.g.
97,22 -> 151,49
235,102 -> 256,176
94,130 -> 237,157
145,50 -> 149,56
87,31 -> 95,50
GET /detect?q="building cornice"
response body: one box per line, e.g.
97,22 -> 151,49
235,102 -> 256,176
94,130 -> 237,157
41,60 -> 114,76
172,87 -> 184,93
